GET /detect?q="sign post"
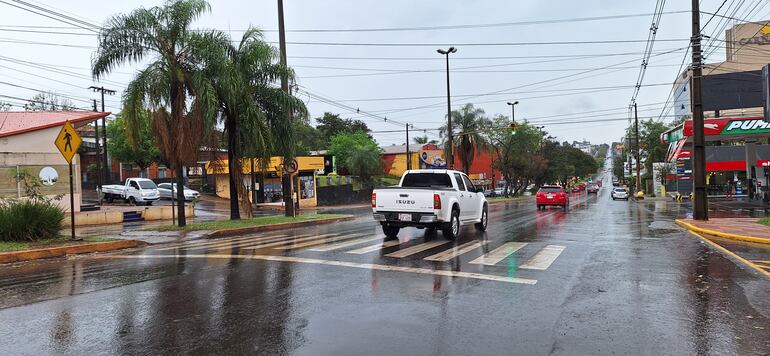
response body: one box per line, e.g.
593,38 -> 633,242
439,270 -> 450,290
54,121 -> 82,240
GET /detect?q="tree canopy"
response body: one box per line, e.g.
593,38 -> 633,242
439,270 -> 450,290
328,131 -> 381,177
107,112 -> 160,171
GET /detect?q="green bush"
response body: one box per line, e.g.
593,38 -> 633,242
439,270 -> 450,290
0,199 -> 65,241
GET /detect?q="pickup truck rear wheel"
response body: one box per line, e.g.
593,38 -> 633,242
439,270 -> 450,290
104,194 -> 114,203
475,205 -> 488,231
382,226 -> 400,238
442,209 -> 460,240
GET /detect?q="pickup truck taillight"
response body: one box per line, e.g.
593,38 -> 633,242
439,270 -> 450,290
371,193 -> 376,208
433,193 -> 441,209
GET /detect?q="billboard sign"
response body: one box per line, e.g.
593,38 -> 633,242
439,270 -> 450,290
418,144 -> 447,169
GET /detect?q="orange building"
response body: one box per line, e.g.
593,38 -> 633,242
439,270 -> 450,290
381,144 -> 499,189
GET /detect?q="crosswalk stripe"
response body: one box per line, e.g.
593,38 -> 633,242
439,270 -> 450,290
197,234 -> 308,251
468,242 -> 528,266
424,240 -> 488,261
242,233 -> 343,250
308,235 -> 385,252
346,240 -> 402,254
156,234 -> 288,251
385,240 -> 449,258
519,245 -> 565,270
272,233 -> 368,250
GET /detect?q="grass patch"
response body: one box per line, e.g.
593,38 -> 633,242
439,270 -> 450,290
757,217 -> 770,226
0,236 -> 117,252
152,213 -> 347,232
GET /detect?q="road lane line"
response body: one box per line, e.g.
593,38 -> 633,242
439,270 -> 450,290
98,254 -> 537,285
183,234 -> 301,251
270,233 -> 368,250
519,245 -> 566,270
156,234 -> 290,251
385,240 -> 449,258
424,240 -> 488,261
346,240 -> 402,254
469,242 -> 528,265
308,236 -> 386,252
242,233 -> 343,250
198,234 -> 316,251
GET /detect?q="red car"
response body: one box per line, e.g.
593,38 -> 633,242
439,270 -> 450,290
536,185 -> 569,210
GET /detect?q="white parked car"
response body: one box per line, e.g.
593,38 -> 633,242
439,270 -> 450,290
611,187 -> 629,201
157,183 -> 200,201
102,178 -> 160,205
372,169 -> 488,240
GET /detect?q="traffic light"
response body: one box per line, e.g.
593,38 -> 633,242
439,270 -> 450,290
510,122 -> 517,135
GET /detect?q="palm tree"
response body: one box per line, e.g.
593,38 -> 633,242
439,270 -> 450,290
440,103 -> 491,174
204,28 -> 307,219
413,135 -> 438,145
92,0 -> 220,227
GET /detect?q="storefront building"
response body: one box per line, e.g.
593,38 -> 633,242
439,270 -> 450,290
205,156 -> 328,208
381,143 -> 498,189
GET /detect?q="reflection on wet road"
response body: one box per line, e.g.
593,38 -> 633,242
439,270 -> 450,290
1,178 -> 768,355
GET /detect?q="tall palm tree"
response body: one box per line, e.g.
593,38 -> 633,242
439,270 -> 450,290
413,135 -> 437,145
92,0 -> 219,227
440,103 -> 491,174
203,28 -> 307,219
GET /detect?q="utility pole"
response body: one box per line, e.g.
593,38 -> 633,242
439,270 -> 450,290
691,0 -> 708,220
634,102 -> 641,193
406,124 -> 411,171
277,0 -> 295,217
437,47 -> 457,169
90,86 -> 115,184
92,100 -> 102,196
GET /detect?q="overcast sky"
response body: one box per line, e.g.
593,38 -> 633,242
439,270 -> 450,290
0,0 -> 763,146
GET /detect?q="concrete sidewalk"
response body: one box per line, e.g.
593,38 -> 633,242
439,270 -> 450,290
676,218 -> 770,244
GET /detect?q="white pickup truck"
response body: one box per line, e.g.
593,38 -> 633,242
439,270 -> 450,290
372,169 -> 488,240
102,178 -> 160,205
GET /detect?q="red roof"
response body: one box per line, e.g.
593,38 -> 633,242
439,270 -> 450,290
0,111 -> 110,138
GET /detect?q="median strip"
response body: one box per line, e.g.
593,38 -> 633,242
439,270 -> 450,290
0,240 -> 142,264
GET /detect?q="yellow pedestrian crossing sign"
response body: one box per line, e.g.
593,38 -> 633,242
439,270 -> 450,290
55,121 -> 82,163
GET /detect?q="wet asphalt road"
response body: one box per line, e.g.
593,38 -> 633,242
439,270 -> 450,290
1,176 -> 769,355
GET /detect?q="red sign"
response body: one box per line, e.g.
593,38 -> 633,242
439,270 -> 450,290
682,117 -> 764,136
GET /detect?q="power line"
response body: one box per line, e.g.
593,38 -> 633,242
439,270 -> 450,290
0,0 -> 98,33
629,0 -> 666,106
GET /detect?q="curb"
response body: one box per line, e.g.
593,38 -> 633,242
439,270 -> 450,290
207,215 -> 356,239
675,219 -> 770,245
0,240 -> 142,264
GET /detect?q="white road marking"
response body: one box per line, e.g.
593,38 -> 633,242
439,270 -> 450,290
99,254 -> 537,285
519,245 -> 565,270
308,235 -> 386,252
199,234 -> 314,251
385,240 -> 449,258
468,242 -> 528,266
242,233 -> 342,250
271,233 -> 368,250
423,240 -> 488,261
185,234 -> 301,251
346,240 -> 401,254
155,234 -> 288,251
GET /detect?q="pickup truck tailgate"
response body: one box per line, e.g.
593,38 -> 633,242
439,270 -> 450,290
374,189 -> 435,212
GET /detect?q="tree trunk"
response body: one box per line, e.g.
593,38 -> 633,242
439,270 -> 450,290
226,115 -> 240,220
176,165 -> 186,226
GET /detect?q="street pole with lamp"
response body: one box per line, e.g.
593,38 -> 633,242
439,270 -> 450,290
437,47 -> 457,169
507,101 -> 519,125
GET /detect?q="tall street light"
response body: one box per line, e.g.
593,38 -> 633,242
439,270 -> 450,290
438,46 -> 457,169
507,101 -> 519,124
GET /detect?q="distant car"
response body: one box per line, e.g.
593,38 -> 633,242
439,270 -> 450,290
611,187 -> 629,200
612,180 -> 620,187
157,183 -> 200,201
587,184 -> 599,194
536,185 -> 569,210
493,188 -> 504,196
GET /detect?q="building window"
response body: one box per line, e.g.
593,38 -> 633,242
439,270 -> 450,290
158,167 -> 167,179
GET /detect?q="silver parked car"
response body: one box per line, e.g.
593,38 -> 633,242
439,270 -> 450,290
157,183 -> 200,201
611,187 -> 629,201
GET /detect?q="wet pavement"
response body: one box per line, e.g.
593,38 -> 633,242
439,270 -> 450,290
2,175 -> 769,355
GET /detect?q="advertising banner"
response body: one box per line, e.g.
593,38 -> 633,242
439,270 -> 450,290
418,144 -> 447,169
683,117 -> 769,136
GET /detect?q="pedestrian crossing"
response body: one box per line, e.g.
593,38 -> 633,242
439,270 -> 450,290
152,230 -> 567,271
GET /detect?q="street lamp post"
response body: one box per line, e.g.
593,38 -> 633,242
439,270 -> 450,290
437,47 -> 457,169
507,101 -> 519,124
